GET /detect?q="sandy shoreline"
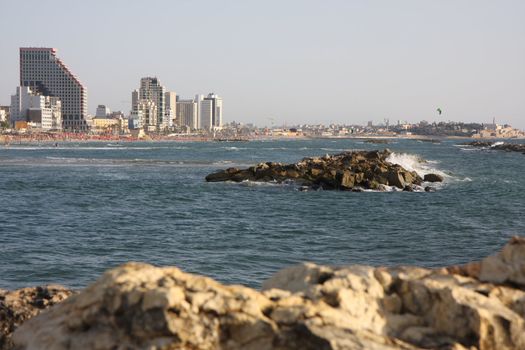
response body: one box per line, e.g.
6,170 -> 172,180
0,133 -> 523,145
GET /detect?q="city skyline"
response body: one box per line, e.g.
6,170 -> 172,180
1,0 -> 524,128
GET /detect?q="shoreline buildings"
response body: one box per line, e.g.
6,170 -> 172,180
19,48 -> 87,131
176,98 -> 198,130
131,77 -> 176,131
10,86 -> 62,130
201,93 -> 223,131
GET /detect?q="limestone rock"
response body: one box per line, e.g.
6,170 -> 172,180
0,285 -> 73,350
11,237 -> 525,350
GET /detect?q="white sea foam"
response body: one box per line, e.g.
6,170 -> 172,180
491,141 -> 504,147
386,153 -> 444,177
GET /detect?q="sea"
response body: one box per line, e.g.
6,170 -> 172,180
1,138 -> 524,290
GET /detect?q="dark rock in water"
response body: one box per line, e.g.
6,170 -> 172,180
364,139 -> 389,144
463,141 -> 525,154
0,285 -> 73,349
414,138 -> 441,143
205,167 -> 241,182
463,141 -> 493,147
425,186 -> 436,192
424,173 -> 444,182
403,185 -> 414,192
205,150 -> 426,191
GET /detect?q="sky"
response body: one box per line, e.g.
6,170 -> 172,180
0,0 -> 524,128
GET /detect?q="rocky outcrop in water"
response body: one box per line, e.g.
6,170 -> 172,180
9,237 -> 525,350
464,141 -> 525,154
206,150 -> 433,191
423,173 -> 444,182
0,285 -> 73,349
364,139 -> 390,144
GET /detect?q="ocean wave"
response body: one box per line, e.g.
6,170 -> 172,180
222,146 -> 248,151
386,153 -> 448,178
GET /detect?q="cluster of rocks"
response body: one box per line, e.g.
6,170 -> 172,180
364,139 -> 390,144
206,149 -> 443,191
465,141 -> 525,154
0,285 -> 73,349
6,237 -> 525,350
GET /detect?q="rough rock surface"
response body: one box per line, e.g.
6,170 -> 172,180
464,141 -> 525,154
423,173 -> 444,183
0,286 -> 73,350
206,150 -> 427,191
11,237 -> 525,350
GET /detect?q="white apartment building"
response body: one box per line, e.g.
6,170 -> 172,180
10,86 -> 62,130
194,94 -> 203,130
165,91 -> 177,128
176,99 -> 198,129
0,106 -> 9,123
130,99 -> 157,130
20,48 -> 87,131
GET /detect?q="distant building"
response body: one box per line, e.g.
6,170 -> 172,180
0,106 -> 9,123
20,47 -> 87,131
203,93 -> 223,129
95,105 -> 111,117
200,98 -> 213,131
92,112 -> 128,134
130,99 -> 157,131
165,91 -> 177,128
176,99 -> 198,129
194,94 -> 203,129
10,86 -> 62,130
134,77 -> 166,130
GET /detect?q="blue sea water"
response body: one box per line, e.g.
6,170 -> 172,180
0,138 -> 524,290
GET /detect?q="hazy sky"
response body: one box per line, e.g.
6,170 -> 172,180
1,0 -> 524,128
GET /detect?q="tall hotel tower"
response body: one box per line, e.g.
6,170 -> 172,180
20,48 -> 88,131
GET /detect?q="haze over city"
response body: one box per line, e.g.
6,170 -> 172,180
1,0 -> 524,128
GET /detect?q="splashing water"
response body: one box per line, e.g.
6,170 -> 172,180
386,152 -> 448,178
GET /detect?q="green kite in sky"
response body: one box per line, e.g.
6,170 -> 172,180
437,108 -> 442,115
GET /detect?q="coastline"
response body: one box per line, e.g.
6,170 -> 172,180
1,132 -> 523,145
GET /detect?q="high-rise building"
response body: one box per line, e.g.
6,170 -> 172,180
176,99 -> 198,129
137,77 -> 165,129
19,48 -> 87,131
165,91 -> 177,128
203,93 -> 223,130
194,94 -> 203,130
10,86 -> 62,130
200,99 -> 213,131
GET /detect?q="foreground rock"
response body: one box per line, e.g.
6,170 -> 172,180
464,141 -> 525,154
0,286 -> 73,349
11,237 -> 525,350
206,150 -> 430,191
